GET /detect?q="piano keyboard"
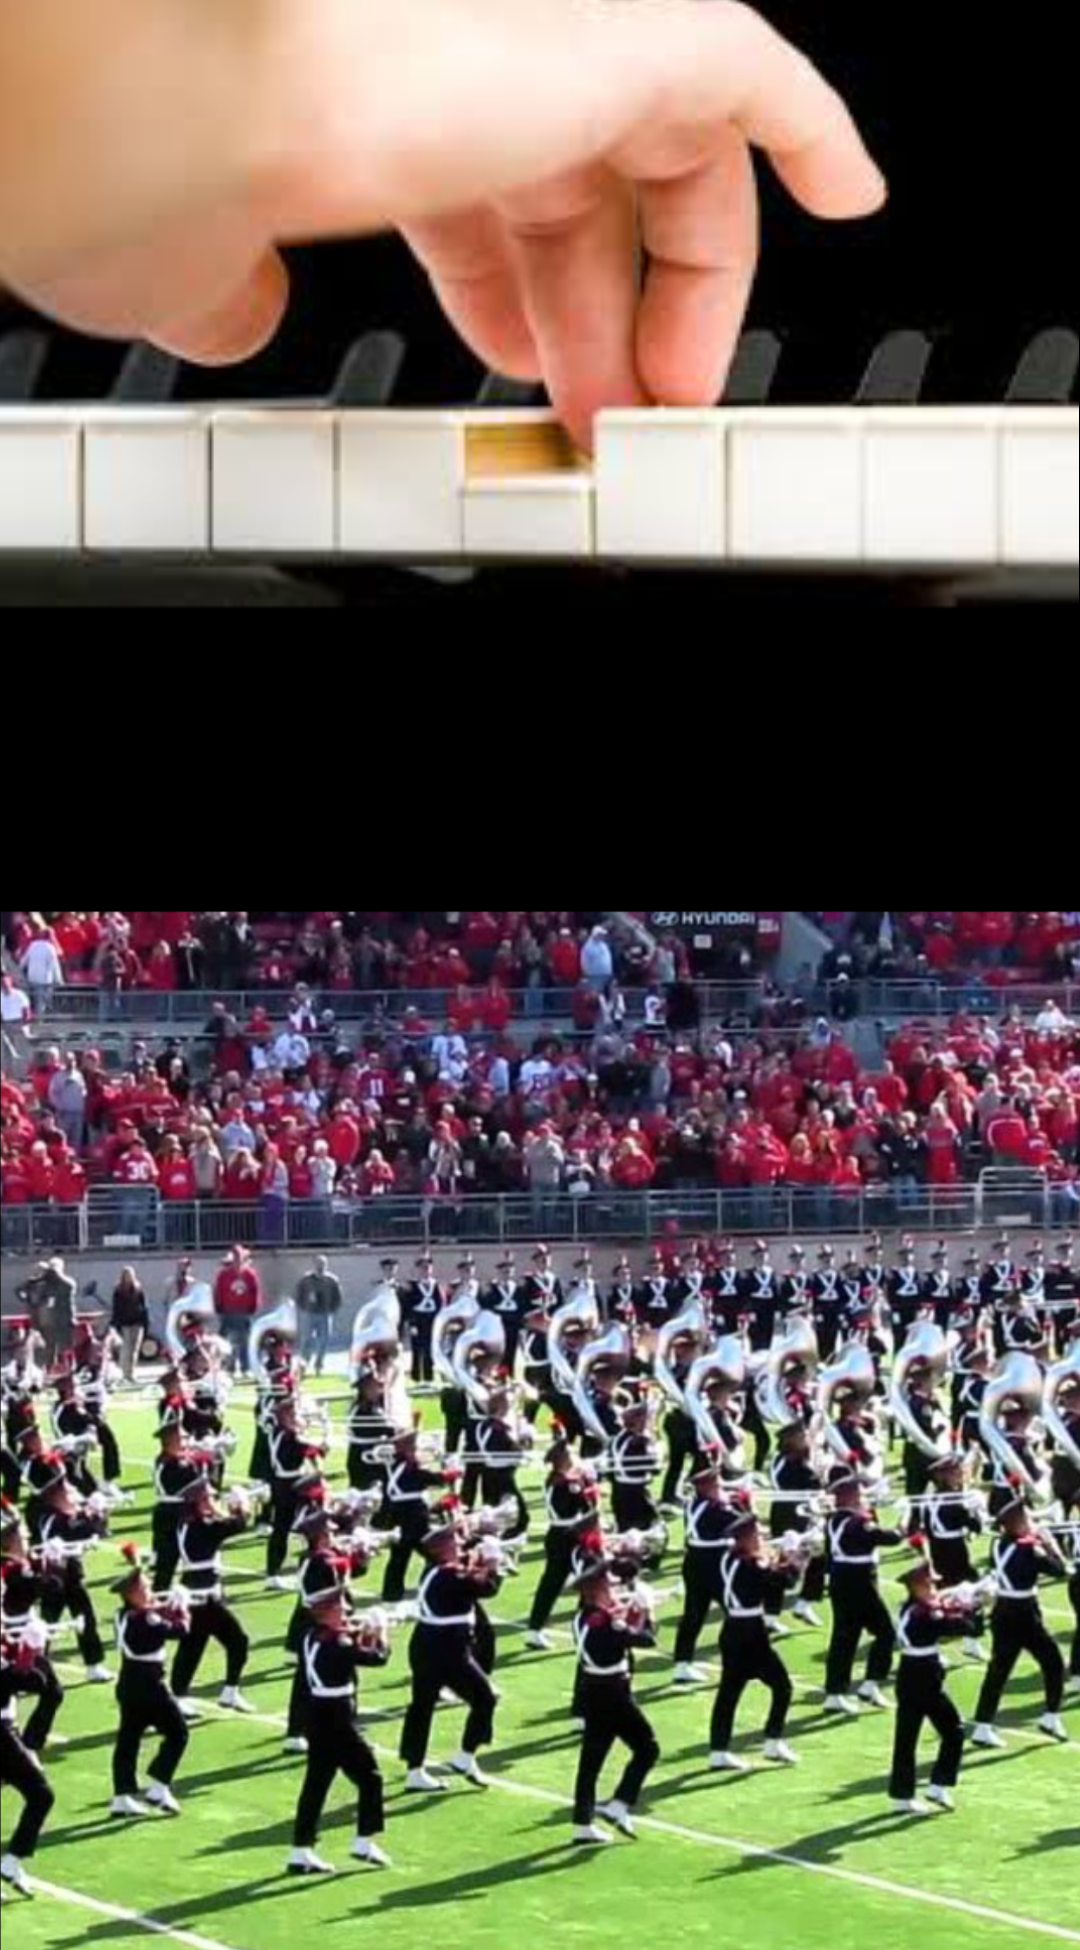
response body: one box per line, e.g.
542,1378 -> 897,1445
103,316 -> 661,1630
1,329 -> 1076,574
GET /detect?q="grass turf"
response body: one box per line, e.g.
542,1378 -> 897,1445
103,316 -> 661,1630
3,1385 -> 1077,1950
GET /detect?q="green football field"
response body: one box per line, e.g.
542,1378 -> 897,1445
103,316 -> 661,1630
3,1385 -> 1077,1950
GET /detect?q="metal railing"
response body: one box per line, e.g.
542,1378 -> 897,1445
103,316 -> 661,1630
2,1171 -> 1074,1258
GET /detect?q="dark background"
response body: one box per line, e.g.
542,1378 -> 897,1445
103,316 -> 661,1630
0,6 -> 1075,409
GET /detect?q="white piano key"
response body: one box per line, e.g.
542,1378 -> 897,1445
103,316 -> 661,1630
83,410 -> 210,552
462,471 -> 595,558
338,409 -> 576,557
1000,407 -> 1079,566
728,410 -> 863,563
864,409 -> 998,565
211,411 -> 336,553
0,410 -> 82,550
595,411 -> 726,560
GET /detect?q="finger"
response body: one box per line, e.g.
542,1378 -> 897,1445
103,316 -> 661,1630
149,248 -> 290,365
635,127 -> 758,409
401,207 -> 540,380
498,170 -> 647,451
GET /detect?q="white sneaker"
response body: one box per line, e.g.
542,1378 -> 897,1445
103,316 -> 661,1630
176,1698 -> 203,1722
823,1695 -> 861,1717
924,1785 -> 955,1811
85,1665 -> 114,1684
450,1752 -> 489,1787
569,1716 -> 586,1731
0,1855 -> 32,1896
44,1732 -> 70,1751
287,1848 -> 335,1875
792,1601 -> 821,1627
970,1723 -> 1006,1749
1038,1712 -> 1068,1741
766,1618 -> 792,1640
265,1576 -> 295,1593
144,1783 -> 181,1815
524,1631 -> 552,1651
890,1798 -> 933,1817
283,1736 -> 309,1755
672,1663 -> 709,1686
857,1682 -> 889,1709
594,1799 -> 635,1836
404,1768 -> 448,1793
351,1838 -> 392,1868
218,1688 -> 254,1713
709,1751 -> 750,1772
762,1740 -> 799,1765
110,1796 -> 153,1819
959,1637 -> 985,1663
1065,1675 -> 1080,1697
572,1824 -> 613,1845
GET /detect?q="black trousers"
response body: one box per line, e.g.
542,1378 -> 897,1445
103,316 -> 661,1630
21,1660 -> 64,1753
612,1484 -> 658,1534
889,1668 -> 964,1799
293,1710 -> 384,1845
1069,1571 -> 1079,1678
522,1366 -> 548,1426
249,1426 -> 272,1486
825,1576 -> 895,1694
41,1575 -> 105,1669
1,1444 -> 21,1502
674,1553 -> 722,1664
382,1524 -> 428,1603
267,1484 -> 300,1577
529,1530 -> 577,1632
171,1599 -> 249,1694
742,1395 -> 771,1472
711,1622 -> 792,1749
95,1418 -> 122,1484
572,1683 -> 659,1823
411,1324 -> 435,1385
480,1470 -> 529,1537
927,1536 -> 977,1588
400,1629 -> 497,1767
764,1550 -> 825,1614
0,1722 -> 55,1859
903,1447 -> 933,1501
441,1389 -> 468,1456
152,1506 -> 182,1593
287,1663 -> 309,1740
472,1605 -> 496,1676
974,1601 -> 1065,1721
112,1678 -> 190,1795
347,1450 -> 386,1494
660,1412 -> 696,1507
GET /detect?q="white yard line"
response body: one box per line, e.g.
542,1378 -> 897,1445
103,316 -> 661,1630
25,1878 -> 239,1950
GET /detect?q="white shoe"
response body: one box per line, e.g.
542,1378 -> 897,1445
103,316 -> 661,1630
218,1687 -> 254,1713
823,1695 -> 861,1717
672,1663 -> 709,1686
962,1637 -> 987,1663
176,1698 -> 203,1721
1065,1675 -> 1080,1697
970,1723 -> 1006,1749
283,1736 -> 309,1755
709,1751 -> 750,1772
924,1785 -> 955,1811
351,1838 -> 392,1868
110,1796 -> 153,1819
890,1798 -> 934,1817
569,1716 -> 586,1731
404,1768 -> 448,1793
85,1665 -> 114,1684
594,1799 -> 635,1836
857,1682 -> 889,1709
265,1576 -> 295,1593
572,1824 -> 613,1845
763,1740 -> 799,1765
450,1752 -> 489,1787
0,1855 -> 32,1896
766,1618 -> 792,1640
1038,1712 -> 1068,1741
44,1732 -> 70,1751
287,1848 -> 335,1876
524,1630 -> 553,1651
144,1783 -> 180,1815
792,1601 -> 821,1627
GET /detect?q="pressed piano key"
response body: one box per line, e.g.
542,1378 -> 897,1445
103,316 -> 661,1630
330,332 -> 406,407
999,406 -> 1079,565
595,410 -> 728,561
0,329 -> 50,404
211,411 -> 337,553
862,408 -> 999,565
727,409 -> 863,562
461,471 -> 595,559
1005,328 -> 1079,405
110,343 -> 182,406
82,409 -> 211,552
0,409 -> 82,550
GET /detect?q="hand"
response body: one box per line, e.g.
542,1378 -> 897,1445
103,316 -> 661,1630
0,0 -> 884,447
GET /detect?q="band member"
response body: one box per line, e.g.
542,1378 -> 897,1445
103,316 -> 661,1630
171,1479 -> 253,1715
823,1469 -> 906,1714
0,1631 -> 55,1893
971,1498 -> 1069,1746
402,1253 -> 443,1386
838,1244 -> 864,1321
249,1334 -> 293,1487
1020,1242 -> 1047,1312
767,1424 -> 825,1626
570,1554 -> 660,1843
887,1239 -> 922,1338
37,1467 -> 112,1682
658,1331 -> 698,1511
1046,1238 -> 1079,1354
72,1331 -> 124,1488
399,1521 -> 501,1792
778,1246 -> 811,1322
288,1590 -> 391,1876
50,1373 -> 101,1501
983,1399 -> 1046,1518
605,1256 -> 638,1333
284,1496 -> 372,1755
998,1287 -> 1048,1359
954,1344 -> 991,1452
833,1384 -> 884,1480
900,1360 -> 949,1502
887,1558 -> 984,1815
1050,1367 -> 1080,1519
151,1411 -> 205,1594
710,1513 -> 798,1771
671,1249 -> 708,1313
672,1459 -> 738,1684
610,1401 -> 661,1535
441,1258 -> 480,1461
1064,1523 -> 1079,1697
921,1453 -> 985,1660
484,1255 -> 524,1369
861,1234 -> 886,1303
921,1243 -> 954,1329
266,1394 -> 326,1590
347,1368 -> 396,1494
1,1440 -> 22,1507
526,1438 -> 598,1648
953,1250 -> 983,1320
634,1248 -> 675,1331
519,1246 -> 562,1426
2,1329 -> 45,1492
739,1240 -> 778,1351
475,1387 -> 529,1537
0,1504 -> 65,1752
810,1245 -> 843,1357
711,1242 -> 742,1332
17,1429 -> 64,1545
981,1235 -> 1018,1350
381,1429 -> 447,1603
110,1553 -> 191,1818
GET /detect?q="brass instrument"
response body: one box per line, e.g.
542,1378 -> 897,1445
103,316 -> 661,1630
978,1351 -> 1047,1496
1043,1349 -> 1080,1470
757,1313 -> 818,1429
684,1334 -> 746,1461
816,1339 -> 878,1466
888,1321 -> 952,1463
548,1287 -> 601,1399
432,1288 -> 481,1389
571,1322 -> 632,1445
653,1299 -> 711,1413
165,1284 -> 217,1364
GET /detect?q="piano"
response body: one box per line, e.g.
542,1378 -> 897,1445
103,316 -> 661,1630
1,2 -> 1075,608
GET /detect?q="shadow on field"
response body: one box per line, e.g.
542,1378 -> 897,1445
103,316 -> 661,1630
338,1840 -> 597,1916
701,1805 -> 945,1874
1011,1826 -> 1079,1856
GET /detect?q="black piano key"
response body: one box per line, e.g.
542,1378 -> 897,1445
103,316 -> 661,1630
1005,328 -> 1079,404
0,329 -> 50,403
855,330 -> 934,404
722,330 -> 783,405
110,342 -> 181,404
476,371 -> 546,408
330,331 -> 406,406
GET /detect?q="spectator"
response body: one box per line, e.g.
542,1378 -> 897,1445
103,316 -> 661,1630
19,925 -> 64,1015
1035,997 -> 1072,1036
212,1247 -> 263,1373
223,1145 -> 261,1203
565,1147 -> 597,1201
360,1148 -> 395,1197
259,1143 -> 289,1243
523,1124 -> 565,1219
190,1128 -> 224,1198
112,1130 -> 159,1240
0,971 -> 32,1028
47,1052 -> 87,1152
219,1104 -> 257,1159
145,941 -> 176,992
581,925 -> 614,986
294,1253 -> 342,1373
110,1266 -> 150,1383
925,1101 -> 961,1186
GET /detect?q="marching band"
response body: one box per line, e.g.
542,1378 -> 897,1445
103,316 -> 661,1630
1,1232 -> 1077,1894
